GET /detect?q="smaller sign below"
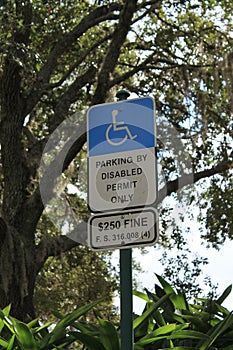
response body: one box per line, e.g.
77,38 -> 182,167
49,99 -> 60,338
88,207 -> 158,250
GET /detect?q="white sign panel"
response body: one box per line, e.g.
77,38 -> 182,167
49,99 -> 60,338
87,97 -> 157,212
88,148 -> 156,212
88,207 -> 158,250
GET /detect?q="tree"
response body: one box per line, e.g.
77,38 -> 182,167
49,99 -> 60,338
0,0 -> 232,321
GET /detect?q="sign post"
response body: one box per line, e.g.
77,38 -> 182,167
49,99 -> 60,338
87,91 -> 158,350
117,90 -> 134,350
120,247 -> 133,350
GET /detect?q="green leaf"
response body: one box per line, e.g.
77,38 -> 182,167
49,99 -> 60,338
70,332 -> 105,350
133,290 -> 151,303
167,330 -> 209,340
134,345 -> 144,350
52,299 -> 101,332
52,310 -> 64,320
197,312 -> 233,349
178,314 -> 208,332
2,305 -> 11,317
0,319 -> 5,335
155,274 -> 175,294
0,337 -> 9,348
217,285 -> 232,306
152,309 -> 166,326
0,306 -> 12,335
155,274 -> 189,311
47,326 -> 66,346
27,319 -> 39,328
6,334 -> 16,350
45,300 -> 103,347
135,323 -> 178,346
33,321 -> 53,334
2,316 -> 14,334
12,321 -> 37,350
133,293 -> 172,330
136,325 -> 209,346
171,293 -> 189,310
161,348 -> 195,350
98,318 -> 120,350
72,320 -> 99,336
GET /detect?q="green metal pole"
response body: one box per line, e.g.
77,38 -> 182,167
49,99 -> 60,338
116,89 -> 134,350
120,248 -> 133,350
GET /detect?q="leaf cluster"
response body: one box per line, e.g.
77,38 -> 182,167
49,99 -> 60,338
199,175 -> 233,248
1,275 -> 233,349
132,274 -> 233,349
34,245 -> 118,322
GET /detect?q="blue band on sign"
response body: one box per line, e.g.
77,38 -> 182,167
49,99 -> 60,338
87,97 -> 155,157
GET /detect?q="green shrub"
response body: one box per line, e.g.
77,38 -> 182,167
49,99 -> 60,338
133,274 -> 233,349
0,276 -> 233,349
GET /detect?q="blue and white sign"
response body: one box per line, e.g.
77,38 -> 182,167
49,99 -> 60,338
87,97 -> 155,157
87,97 -> 157,213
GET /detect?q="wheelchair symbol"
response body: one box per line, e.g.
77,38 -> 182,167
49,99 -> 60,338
106,110 -> 137,146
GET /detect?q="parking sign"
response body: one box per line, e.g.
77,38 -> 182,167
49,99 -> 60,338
87,97 -> 157,213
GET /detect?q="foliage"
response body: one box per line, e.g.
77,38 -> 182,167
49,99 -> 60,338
0,301 -> 103,350
34,246 -> 118,322
199,175 -> 233,248
1,276 -> 233,349
133,275 -> 233,349
34,213 -> 118,321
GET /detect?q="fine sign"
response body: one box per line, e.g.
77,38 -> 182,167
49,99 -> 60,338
88,207 -> 158,250
87,97 -> 157,212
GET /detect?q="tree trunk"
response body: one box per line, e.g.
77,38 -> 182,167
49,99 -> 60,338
0,220 -> 36,321
0,57 -> 37,321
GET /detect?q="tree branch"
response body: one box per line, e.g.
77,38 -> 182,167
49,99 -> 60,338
133,0 -> 163,25
22,119 -> 87,233
48,34 -> 112,90
48,66 -> 97,132
23,65 -> 97,207
14,1 -> 32,46
194,159 -> 233,182
158,159 -> 233,203
24,4 -> 121,117
36,158 -> 232,266
28,2 -> 139,210
35,221 -> 87,273
38,4 -> 121,84
110,53 -> 157,87
92,0 -> 138,105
